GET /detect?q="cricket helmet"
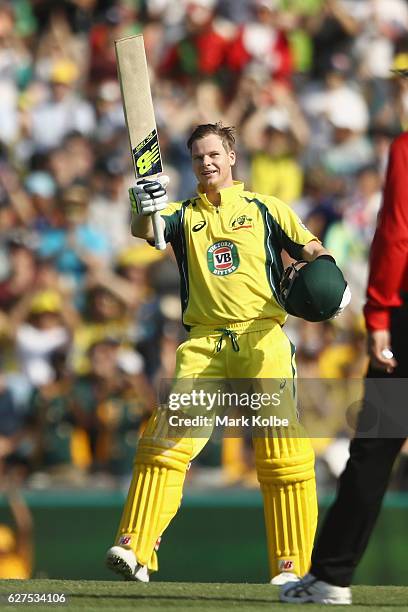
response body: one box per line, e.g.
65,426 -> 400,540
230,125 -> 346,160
280,257 -> 348,322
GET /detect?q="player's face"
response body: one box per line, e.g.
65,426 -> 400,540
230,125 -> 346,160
191,134 -> 236,193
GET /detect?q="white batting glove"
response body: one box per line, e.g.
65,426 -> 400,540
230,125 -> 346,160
129,175 -> 170,216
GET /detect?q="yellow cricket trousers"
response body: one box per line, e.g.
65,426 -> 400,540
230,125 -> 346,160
115,319 -> 317,577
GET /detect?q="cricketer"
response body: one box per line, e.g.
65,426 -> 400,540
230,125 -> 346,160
106,122 -> 349,584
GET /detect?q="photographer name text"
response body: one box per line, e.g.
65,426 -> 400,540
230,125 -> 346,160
168,415 -> 289,427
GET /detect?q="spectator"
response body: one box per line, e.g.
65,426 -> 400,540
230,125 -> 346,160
0,236 -> 37,312
29,59 -> 95,151
26,349 -> 88,484
37,184 -> 111,289
0,0 -> 404,494
227,0 -> 294,84
88,153 -> 133,255
11,289 -> 73,388
71,283 -> 133,375
242,83 -> 309,202
159,0 -> 231,83
71,338 -> 154,479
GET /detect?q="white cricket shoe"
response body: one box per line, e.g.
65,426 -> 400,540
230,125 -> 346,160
270,572 -> 299,585
106,546 -> 149,582
280,573 -> 352,605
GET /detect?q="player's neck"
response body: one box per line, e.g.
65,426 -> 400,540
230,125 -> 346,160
206,190 -> 221,206
205,179 -> 234,206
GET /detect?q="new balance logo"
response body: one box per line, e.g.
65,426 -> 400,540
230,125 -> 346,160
279,560 -> 294,571
136,142 -> 161,175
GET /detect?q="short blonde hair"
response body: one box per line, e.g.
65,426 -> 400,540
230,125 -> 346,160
187,122 -> 236,153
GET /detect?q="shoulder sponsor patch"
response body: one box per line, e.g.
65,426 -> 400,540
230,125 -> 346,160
207,241 -> 239,276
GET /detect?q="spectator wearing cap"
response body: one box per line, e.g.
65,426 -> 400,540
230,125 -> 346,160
37,184 -> 111,290
24,171 -> 59,231
115,244 -> 165,311
9,290 -> 72,389
29,59 -> 96,151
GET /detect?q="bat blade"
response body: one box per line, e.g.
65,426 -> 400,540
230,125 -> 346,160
115,34 -> 166,249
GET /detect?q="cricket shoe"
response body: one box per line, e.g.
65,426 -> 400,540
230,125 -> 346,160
106,546 -> 149,582
280,573 -> 352,605
270,572 -> 299,585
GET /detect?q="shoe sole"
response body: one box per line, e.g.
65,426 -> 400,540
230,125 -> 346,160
106,552 -> 137,581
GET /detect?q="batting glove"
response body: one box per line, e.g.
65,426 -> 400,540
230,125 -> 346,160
129,175 -> 170,216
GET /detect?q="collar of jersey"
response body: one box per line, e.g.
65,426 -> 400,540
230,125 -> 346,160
196,181 -> 244,208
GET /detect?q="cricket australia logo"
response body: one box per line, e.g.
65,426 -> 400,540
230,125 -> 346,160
207,241 -> 239,276
231,215 -> 253,230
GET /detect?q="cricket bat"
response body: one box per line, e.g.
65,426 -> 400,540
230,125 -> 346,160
115,34 -> 166,251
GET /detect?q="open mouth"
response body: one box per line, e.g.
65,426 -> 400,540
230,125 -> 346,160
202,170 -> 217,177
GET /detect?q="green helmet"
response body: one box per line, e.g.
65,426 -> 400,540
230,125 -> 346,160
280,256 -> 348,322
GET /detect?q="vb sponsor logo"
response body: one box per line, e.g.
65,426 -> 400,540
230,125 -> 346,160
207,241 -> 239,276
119,535 -> 131,546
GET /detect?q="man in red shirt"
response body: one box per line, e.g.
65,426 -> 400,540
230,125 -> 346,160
159,0 -> 230,82
280,123 -> 408,604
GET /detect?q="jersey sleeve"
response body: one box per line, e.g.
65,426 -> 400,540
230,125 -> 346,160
160,201 -> 184,244
364,134 -> 408,331
262,196 -> 318,260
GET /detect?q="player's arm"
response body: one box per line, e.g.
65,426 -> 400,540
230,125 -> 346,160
130,210 -> 161,242
129,176 -> 169,242
265,196 -> 351,318
300,240 -> 331,262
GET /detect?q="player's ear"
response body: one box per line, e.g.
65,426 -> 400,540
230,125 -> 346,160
229,150 -> 236,167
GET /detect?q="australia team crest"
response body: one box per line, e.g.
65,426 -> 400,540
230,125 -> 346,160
207,241 -> 239,276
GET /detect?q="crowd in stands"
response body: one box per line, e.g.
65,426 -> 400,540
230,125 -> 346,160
1,0 -> 408,491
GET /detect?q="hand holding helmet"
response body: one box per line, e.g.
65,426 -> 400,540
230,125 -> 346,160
280,255 -> 350,322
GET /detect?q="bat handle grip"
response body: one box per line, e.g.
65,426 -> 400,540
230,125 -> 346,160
152,211 -> 166,251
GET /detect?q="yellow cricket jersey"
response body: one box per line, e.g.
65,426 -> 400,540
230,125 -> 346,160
161,181 -> 316,329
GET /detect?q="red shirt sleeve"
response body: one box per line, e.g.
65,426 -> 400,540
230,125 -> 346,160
364,133 -> 408,331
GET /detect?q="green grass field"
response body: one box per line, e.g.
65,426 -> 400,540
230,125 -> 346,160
0,581 -> 407,611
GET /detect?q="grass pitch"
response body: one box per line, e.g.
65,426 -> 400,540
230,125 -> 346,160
0,580 -> 407,611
